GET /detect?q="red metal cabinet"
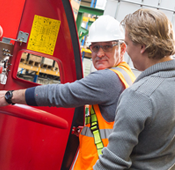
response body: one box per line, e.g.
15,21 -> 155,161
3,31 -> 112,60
0,0 -> 84,169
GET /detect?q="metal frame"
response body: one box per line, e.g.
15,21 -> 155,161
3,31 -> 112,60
118,0 -> 175,12
76,5 -> 104,37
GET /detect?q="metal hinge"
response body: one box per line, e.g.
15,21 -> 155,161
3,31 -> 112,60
2,31 -> 29,45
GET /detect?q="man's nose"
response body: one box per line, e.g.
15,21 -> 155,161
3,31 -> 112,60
96,47 -> 105,57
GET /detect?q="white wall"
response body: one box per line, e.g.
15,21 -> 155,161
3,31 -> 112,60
104,0 -> 175,25
95,0 -> 107,9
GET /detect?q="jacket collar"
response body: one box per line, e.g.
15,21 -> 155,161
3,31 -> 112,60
135,59 -> 175,83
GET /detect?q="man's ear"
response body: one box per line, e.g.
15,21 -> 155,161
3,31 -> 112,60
120,43 -> 126,56
141,44 -> 146,54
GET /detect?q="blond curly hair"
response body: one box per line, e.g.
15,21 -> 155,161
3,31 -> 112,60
121,8 -> 175,59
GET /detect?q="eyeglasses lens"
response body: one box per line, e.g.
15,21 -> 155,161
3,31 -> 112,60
90,43 -> 118,53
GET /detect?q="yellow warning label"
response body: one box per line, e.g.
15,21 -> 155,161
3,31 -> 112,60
27,15 -> 61,55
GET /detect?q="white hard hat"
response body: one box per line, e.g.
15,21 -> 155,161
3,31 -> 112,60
86,15 -> 124,44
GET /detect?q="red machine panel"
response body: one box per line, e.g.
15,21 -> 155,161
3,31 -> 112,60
0,0 -> 84,170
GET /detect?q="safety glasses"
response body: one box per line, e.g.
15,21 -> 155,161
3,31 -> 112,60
89,42 -> 118,53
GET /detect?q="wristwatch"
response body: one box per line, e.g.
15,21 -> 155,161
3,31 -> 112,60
5,90 -> 15,105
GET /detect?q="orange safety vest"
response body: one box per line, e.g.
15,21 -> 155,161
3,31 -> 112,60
72,62 -> 136,170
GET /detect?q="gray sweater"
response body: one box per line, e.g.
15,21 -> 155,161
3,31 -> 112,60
94,60 -> 175,170
25,68 -> 124,122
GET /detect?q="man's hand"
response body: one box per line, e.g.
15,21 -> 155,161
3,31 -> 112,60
0,91 -> 9,107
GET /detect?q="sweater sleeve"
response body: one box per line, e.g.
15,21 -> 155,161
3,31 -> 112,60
25,69 -> 124,108
25,87 -> 37,105
93,88 -> 153,170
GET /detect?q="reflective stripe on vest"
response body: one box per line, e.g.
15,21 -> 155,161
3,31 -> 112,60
110,63 -> 135,88
81,126 -> 113,138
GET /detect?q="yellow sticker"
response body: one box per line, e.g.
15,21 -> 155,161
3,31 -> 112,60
27,15 -> 61,55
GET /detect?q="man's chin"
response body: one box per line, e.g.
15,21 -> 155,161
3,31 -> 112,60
95,65 -> 107,70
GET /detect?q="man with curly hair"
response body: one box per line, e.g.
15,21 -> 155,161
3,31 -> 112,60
94,8 -> 175,170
